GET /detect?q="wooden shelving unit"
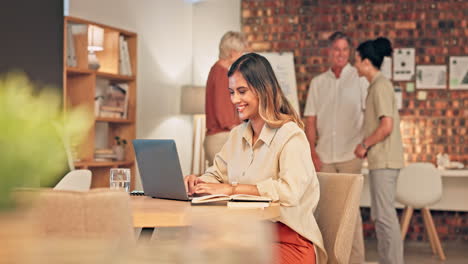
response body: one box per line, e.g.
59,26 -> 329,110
63,16 -> 137,189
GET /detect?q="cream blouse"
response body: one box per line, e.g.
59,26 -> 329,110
199,121 -> 327,263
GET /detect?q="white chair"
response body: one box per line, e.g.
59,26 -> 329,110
52,120 -> 92,191
397,162 -> 446,260
54,169 -> 92,191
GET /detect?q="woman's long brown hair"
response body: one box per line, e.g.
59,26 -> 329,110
228,53 -> 304,130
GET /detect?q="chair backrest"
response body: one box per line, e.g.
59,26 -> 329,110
54,169 -> 92,191
16,188 -> 135,245
396,162 -> 442,208
314,173 -> 363,264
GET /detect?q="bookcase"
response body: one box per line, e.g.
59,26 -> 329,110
63,16 -> 137,189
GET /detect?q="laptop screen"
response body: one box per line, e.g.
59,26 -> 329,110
133,139 -> 190,201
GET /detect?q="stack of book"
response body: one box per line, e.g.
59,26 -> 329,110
94,148 -> 117,161
97,83 -> 129,119
100,105 -> 124,118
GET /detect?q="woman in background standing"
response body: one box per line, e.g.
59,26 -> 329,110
204,31 -> 248,166
354,37 -> 405,264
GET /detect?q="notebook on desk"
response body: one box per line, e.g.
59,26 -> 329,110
133,139 -> 192,201
191,194 -> 272,204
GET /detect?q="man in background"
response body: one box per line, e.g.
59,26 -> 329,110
304,31 -> 368,264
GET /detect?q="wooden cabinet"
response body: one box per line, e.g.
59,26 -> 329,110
63,16 -> 137,189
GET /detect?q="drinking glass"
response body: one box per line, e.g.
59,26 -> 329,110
110,168 -> 131,192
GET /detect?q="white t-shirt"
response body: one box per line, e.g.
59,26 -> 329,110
304,63 -> 368,164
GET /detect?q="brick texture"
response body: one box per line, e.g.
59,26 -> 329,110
242,0 -> 468,241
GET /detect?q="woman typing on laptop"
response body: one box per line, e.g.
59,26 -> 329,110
184,53 -> 326,264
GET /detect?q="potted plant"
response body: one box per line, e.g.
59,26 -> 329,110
113,136 -> 127,161
0,72 -> 92,258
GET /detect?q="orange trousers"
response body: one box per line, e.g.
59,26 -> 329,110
274,222 -> 316,264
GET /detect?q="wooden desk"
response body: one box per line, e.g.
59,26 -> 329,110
130,196 -> 280,228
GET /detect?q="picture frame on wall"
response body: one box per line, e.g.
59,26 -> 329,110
416,65 -> 447,90
381,57 -> 392,80
393,48 -> 415,81
380,57 -> 393,80
258,52 -> 300,114
449,56 -> 468,90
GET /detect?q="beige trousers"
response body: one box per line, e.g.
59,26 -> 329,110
369,169 -> 404,264
321,158 -> 365,264
204,132 -> 230,166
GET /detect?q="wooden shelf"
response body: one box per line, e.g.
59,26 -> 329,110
96,71 -> 135,82
95,117 -> 133,123
66,67 -> 93,75
75,160 -> 134,168
67,68 -> 134,82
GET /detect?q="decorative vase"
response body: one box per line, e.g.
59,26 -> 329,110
113,145 -> 125,161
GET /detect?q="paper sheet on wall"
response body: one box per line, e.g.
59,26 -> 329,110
449,56 -> 468,90
381,57 -> 392,80
258,52 -> 300,113
416,65 -> 447,89
393,48 -> 415,81
394,86 -> 402,110
406,82 -> 415,93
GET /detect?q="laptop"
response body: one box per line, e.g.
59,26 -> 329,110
133,139 -> 191,201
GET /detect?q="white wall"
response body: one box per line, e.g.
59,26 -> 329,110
128,1 -> 193,177
70,0 -> 240,188
69,0 -> 136,31
192,0 -> 241,86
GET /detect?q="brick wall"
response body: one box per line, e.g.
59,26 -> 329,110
242,0 -> 468,164
241,0 -> 468,241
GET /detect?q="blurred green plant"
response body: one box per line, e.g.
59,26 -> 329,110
0,72 -> 92,210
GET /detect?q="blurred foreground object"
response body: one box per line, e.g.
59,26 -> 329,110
130,213 -> 274,264
0,72 -> 92,210
0,188 -> 135,264
0,72 -> 91,262
15,188 -> 135,244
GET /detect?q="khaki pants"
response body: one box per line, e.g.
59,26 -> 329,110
321,158 -> 365,264
204,132 -> 230,166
